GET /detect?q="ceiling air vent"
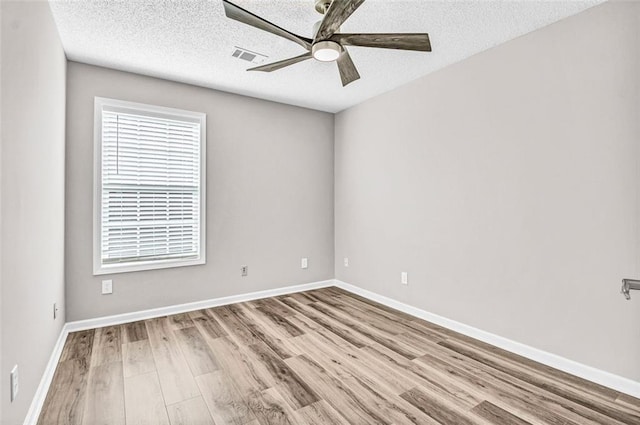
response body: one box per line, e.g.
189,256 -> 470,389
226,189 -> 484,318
231,46 -> 267,65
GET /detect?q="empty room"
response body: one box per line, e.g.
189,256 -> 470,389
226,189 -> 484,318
2,0 -> 640,424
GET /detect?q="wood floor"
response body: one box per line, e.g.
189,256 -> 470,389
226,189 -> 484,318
38,286 -> 640,425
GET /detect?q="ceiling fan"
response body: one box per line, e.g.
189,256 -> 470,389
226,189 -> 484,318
222,0 -> 432,86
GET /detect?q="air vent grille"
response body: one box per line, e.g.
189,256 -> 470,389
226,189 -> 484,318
231,46 -> 267,65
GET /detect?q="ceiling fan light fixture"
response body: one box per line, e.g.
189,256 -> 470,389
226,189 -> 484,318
312,41 -> 342,62
222,0 -> 431,87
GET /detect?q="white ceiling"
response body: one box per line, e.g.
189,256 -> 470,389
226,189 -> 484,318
48,0 -> 604,113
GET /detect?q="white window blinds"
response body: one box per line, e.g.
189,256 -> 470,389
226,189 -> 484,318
95,98 -> 206,274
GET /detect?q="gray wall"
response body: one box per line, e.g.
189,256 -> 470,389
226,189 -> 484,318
335,1 -> 640,382
66,62 -> 334,321
1,2 -> 67,423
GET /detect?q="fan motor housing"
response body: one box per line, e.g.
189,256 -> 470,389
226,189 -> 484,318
315,0 -> 332,14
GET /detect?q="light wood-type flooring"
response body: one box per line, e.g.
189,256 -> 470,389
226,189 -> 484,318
37,286 -> 640,425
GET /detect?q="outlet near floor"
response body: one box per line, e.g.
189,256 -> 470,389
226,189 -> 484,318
301,257 -> 308,269
401,272 -> 408,285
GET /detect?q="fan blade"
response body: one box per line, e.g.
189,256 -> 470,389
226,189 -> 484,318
330,33 -> 431,52
222,0 -> 312,50
315,0 -> 366,42
336,49 -> 360,86
247,52 -> 313,72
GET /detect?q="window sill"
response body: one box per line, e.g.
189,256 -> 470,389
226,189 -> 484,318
93,256 -> 206,276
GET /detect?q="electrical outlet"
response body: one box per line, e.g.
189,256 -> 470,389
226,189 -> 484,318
241,265 -> 248,276
401,272 -> 408,285
344,257 -> 349,267
102,279 -> 113,294
10,365 -> 18,402
301,258 -> 308,269
53,303 -> 59,320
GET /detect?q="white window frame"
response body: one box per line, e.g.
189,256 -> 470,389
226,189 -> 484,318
93,97 -> 206,275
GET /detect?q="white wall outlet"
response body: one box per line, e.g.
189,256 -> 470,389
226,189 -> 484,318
10,365 -> 18,402
344,257 -> 349,267
401,272 -> 408,285
241,265 -> 248,276
53,303 -> 59,320
301,257 -> 308,269
101,279 -> 113,294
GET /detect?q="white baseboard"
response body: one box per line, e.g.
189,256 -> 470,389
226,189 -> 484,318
66,279 -> 335,332
23,325 -> 70,425
333,279 -> 640,399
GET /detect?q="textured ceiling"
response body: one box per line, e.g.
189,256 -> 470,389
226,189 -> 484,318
48,0 -> 604,112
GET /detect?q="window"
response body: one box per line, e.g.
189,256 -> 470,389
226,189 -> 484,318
94,97 -> 206,275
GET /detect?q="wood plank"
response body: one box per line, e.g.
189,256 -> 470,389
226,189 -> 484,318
186,309 -> 207,319
146,317 -> 200,405
205,336 -> 271,394
285,292 -> 317,305
618,393 -> 640,410
237,305 -> 303,356
295,400 -> 350,425
286,354 -> 393,425
229,304 -> 294,359
211,305 -> 263,346
290,332 -> 414,395
286,313 -> 321,333
215,303 -> 296,359
308,302 -> 422,359
246,341 -> 319,409
123,371 -> 170,425
361,343 -> 482,409
191,309 -> 227,339
309,290 -> 414,336
122,340 -> 156,378
90,326 -> 121,366
174,326 -> 219,376
249,298 -> 295,317
169,313 -> 194,330
297,290 -> 324,303
166,396 -> 215,425
471,401 -> 532,425
37,359 -> 90,425
246,388 -> 299,425
38,330 -> 95,425
400,386 -> 484,425
393,331 -> 446,353
196,370 -> 257,425
60,330 -> 95,362
327,288 -> 453,338
122,321 -> 148,343
254,305 -> 304,337
278,297 -> 370,348
292,340 -> 441,425
81,361 -> 125,425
